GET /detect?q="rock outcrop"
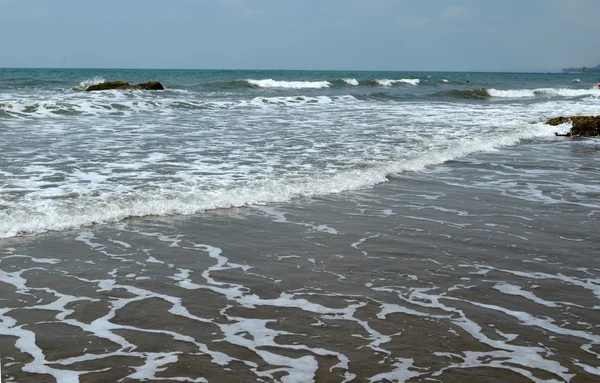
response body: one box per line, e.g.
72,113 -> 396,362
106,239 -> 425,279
547,115 -> 600,137
86,81 -> 164,91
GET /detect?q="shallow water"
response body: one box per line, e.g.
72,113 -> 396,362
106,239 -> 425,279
1,137 -> 598,382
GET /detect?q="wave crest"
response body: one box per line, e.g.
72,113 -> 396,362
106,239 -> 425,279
342,78 -> 359,86
488,87 -> 600,98
435,87 -> 600,100
72,76 -> 105,91
372,79 -> 420,87
436,89 -> 491,100
246,79 -> 331,89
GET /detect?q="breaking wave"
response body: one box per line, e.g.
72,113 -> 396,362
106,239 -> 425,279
72,76 -> 105,91
371,79 -> 421,86
0,94 -> 361,119
489,87 -> 600,98
436,89 -> 492,100
0,121 -> 567,239
246,79 -> 332,89
199,78 -> 422,89
437,87 -> 600,100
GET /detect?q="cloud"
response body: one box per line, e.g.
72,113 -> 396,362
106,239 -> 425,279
439,5 -> 470,21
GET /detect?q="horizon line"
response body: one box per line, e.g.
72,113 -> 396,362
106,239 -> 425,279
0,66 -> 565,74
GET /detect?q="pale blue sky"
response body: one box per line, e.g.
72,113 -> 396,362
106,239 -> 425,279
1,0 -> 599,71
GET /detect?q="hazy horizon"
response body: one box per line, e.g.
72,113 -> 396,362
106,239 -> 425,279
0,66 -> 583,73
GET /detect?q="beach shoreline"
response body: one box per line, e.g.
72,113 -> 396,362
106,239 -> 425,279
1,138 -> 598,382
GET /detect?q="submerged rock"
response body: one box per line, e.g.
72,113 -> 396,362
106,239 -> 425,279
86,81 -> 164,91
547,115 -> 600,137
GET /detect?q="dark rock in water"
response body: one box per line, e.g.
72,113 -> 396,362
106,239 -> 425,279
86,81 -> 129,91
86,81 -> 164,91
547,115 -> 600,137
137,81 -> 164,90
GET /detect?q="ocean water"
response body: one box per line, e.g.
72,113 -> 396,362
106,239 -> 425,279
0,68 -> 599,382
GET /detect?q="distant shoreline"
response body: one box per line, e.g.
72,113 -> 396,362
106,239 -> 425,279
562,64 -> 600,74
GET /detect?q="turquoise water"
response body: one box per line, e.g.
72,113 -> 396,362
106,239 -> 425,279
2,67 -> 599,95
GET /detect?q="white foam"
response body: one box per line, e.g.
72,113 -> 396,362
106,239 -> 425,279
1,117 -> 561,238
255,206 -> 338,234
249,95 -> 336,106
164,242 -> 362,381
487,88 -> 536,98
3,194 -> 596,381
465,264 -> 600,298
452,296 -> 600,343
488,87 -> 600,98
493,283 -> 559,307
0,275 -> 114,383
575,362 -> 600,376
369,358 -> 423,382
108,239 -> 131,248
376,285 -> 576,382
0,91 -> 250,119
73,76 -> 105,90
538,87 -> 600,97
3,255 -> 61,264
246,79 -> 331,89
3,85 -> 599,239
342,78 -> 359,86
374,78 -> 420,86
128,354 -> 208,382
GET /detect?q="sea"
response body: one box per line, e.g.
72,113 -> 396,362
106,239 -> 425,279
0,68 -> 599,382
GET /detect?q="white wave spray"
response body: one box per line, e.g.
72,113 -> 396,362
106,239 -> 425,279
246,79 -> 331,89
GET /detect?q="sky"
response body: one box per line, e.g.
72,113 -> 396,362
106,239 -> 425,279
1,0 -> 599,72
